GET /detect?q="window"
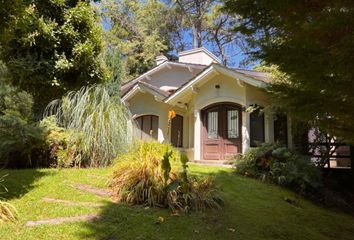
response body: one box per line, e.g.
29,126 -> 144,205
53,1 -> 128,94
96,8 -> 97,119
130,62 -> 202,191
250,109 -> 265,147
207,111 -> 218,139
135,115 -> 158,140
227,109 -> 239,138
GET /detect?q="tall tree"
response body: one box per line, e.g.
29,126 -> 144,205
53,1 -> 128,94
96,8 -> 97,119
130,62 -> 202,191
224,0 -> 354,144
168,0 -> 247,66
0,0 -> 107,114
101,0 -> 171,80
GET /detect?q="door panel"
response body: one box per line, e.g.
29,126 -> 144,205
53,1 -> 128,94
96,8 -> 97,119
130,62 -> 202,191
202,103 -> 242,160
223,106 -> 242,159
203,107 -> 222,160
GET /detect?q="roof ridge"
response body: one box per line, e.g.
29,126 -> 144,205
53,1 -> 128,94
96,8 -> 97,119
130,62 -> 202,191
234,68 -> 267,73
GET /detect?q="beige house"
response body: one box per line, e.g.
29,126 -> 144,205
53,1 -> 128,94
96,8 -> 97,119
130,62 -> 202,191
121,47 -> 291,163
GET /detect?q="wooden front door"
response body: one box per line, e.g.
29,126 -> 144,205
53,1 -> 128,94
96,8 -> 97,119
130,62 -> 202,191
201,103 -> 242,160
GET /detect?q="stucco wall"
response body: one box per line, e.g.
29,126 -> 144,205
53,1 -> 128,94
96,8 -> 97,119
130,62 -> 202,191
127,91 -> 188,147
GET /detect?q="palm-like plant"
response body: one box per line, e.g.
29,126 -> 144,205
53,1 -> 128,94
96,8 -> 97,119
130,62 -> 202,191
44,85 -> 133,167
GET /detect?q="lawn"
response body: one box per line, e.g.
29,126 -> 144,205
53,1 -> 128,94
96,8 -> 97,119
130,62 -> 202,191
0,165 -> 353,240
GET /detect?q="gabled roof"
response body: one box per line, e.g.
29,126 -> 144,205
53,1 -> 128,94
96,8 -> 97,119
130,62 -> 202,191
121,60 -> 272,104
121,61 -> 207,97
122,81 -> 169,102
164,63 -> 270,104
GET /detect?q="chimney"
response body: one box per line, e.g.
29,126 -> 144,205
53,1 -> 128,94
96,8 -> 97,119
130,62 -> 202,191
156,55 -> 168,65
178,47 -> 221,65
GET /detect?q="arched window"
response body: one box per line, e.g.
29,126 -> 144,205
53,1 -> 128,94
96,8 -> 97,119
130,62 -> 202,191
135,115 -> 158,140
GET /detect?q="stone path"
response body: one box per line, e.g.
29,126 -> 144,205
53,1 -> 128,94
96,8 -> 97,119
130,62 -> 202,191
65,180 -> 112,197
42,197 -> 104,207
26,214 -> 100,227
25,181 -> 113,227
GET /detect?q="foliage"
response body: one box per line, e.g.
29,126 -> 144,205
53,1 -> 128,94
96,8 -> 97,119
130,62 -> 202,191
0,84 -> 33,119
101,0 -> 170,79
44,85 -> 132,167
104,47 -> 124,96
0,0 -> 107,113
0,111 -> 47,168
40,116 -> 85,168
0,175 -> 17,223
168,0 -> 247,66
224,0 -> 354,144
235,143 -> 323,195
111,141 -> 223,212
0,84 -> 48,168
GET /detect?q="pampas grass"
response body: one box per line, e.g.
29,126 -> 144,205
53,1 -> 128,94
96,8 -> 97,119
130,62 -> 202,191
44,85 -> 133,167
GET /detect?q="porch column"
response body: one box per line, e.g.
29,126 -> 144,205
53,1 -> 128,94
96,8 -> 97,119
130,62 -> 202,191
194,109 -> 201,161
242,111 -> 250,153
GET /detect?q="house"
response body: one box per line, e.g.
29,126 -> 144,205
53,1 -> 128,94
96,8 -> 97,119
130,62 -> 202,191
121,47 -> 291,163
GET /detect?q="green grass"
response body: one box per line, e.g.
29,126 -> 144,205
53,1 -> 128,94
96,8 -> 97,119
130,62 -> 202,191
0,165 -> 353,240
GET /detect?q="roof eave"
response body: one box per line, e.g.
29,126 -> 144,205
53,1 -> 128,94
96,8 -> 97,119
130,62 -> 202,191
164,64 -> 268,104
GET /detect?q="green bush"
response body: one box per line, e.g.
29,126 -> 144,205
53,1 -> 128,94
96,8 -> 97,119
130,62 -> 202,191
0,84 -> 33,119
235,143 -> 323,195
111,141 -> 223,213
40,116 -> 85,167
0,110 -> 48,168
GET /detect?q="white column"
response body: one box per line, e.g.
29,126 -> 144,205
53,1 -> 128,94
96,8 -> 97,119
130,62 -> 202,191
242,111 -> 250,153
194,109 -> 201,161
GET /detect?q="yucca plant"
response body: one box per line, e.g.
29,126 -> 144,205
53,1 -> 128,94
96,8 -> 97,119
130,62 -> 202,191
111,141 -> 223,213
44,85 -> 133,167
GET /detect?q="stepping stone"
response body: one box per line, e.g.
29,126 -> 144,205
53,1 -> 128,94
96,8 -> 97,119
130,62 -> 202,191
65,181 -> 112,197
42,197 -> 104,207
26,214 -> 100,227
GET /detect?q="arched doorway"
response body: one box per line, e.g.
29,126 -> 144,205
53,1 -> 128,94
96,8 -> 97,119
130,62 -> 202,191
201,103 -> 242,160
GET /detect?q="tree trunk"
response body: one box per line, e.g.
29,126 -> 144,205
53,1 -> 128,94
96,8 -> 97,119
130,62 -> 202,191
350,145 -> 354,176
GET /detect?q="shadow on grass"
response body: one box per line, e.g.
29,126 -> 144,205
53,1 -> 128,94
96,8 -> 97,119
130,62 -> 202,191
77,167 -> 354,240
77,169 -> 238,240
0,169 -> 48,200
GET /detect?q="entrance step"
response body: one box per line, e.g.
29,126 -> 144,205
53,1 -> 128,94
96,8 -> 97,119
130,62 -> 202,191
191,160 -> 234,168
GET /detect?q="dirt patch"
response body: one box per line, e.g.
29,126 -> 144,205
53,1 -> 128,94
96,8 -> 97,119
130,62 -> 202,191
42,197 -> 104,207
26,214 -> 100,227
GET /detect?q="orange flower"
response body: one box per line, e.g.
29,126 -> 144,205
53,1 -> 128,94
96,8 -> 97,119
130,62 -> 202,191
168,110 -> 176,121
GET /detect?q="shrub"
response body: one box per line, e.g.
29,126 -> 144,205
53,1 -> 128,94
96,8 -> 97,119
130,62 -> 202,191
111,141 -> 223,213
0,175 -> 17,222
44,85 -> 132,167
0,110 -> 47,168
40,116 -> 85,167
235,143 -> 323,195
0,84 -> 51,168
